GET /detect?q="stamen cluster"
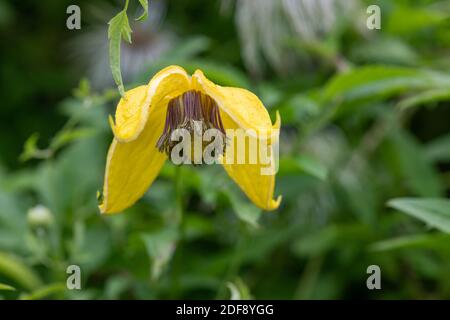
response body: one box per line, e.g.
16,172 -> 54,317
156,90 -> 226,161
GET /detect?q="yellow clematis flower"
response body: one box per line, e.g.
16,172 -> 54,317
99,65 -> 281,214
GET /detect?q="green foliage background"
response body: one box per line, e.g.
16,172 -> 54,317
0,0 -> 450,299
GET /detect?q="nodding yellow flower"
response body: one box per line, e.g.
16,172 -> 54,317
99,65 -> 281,214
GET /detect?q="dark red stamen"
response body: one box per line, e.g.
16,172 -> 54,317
156,90 -> 226,160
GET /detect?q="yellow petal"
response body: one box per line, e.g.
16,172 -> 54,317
112,65 -> 191,143
191,69 -> 277,139
218,112 -> 282,211
99,101 -> 168,214
191,69 -> 281,210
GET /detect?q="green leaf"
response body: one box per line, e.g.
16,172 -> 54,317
280,155 -> 328,180
136,0 -> 149,21
277,93 -> 321,126
226,190 -> 262,228
19,133 -> 42,162
50,127 -> 95,151
108,10 -> 132,97
0,283 -> 15,291
20,283 -> 66,300
73,78 -> 91,98
398,88 -> 450,110
0,251 -> 42,290
103,275 -> 130,299
387,198 -> 450,233
292,224 -> 373,257
350,37 -> 419,66
323,66 -> 425,103
166,36 -> 211,61
181,60 -> 250,88
20,127 -> 95,162
386,6 -> 447,35
387,130 -> 443,197
425,133 -> 450,163
139,60 -> 250,88
226,278 -> 252,300
370,233 -> 450,252
141,228 -> 178,281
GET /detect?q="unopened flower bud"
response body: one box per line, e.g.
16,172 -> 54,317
27,205 -> 53,227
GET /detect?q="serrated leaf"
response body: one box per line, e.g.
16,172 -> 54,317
108,10 -> 132,97
387,198 -> 450,233
136,0 -> 149,21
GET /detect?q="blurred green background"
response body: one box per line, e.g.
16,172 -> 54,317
0,0 -> 450,299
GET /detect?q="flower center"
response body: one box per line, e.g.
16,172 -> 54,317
156,90 -> 226,163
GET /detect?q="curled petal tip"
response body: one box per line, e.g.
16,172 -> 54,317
193,69 -> 204,76
273,111 -> 281,129
99,205 -> 119,215
267,195 -> 282,211
108,115 -> 117,133
98,205 -> 106,215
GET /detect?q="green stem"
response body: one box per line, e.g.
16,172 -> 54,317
174,165 -> 183,226
215,228 -> 247,299
172,165 -> 184,297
